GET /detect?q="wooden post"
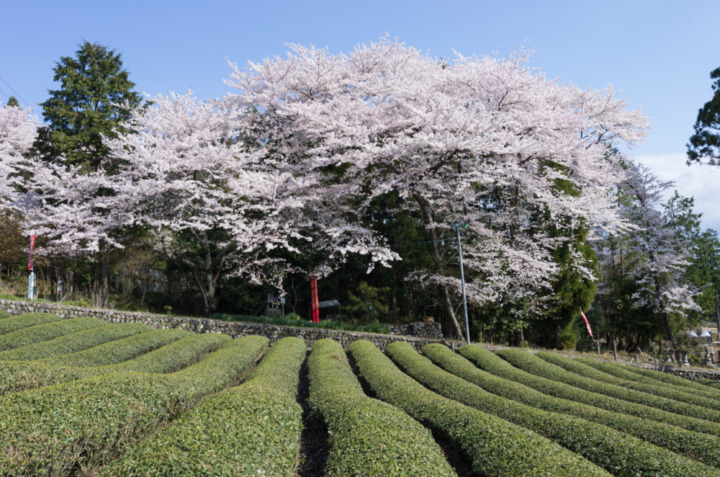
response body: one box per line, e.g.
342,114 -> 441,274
310,275 -> 319,323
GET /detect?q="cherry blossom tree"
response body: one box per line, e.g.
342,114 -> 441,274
620,162 -> 700,340
105,91 -> 311,316
226,38 -> 649,337
0,101 -> 38,204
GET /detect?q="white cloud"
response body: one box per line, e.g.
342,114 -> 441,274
635,153 -> 720,233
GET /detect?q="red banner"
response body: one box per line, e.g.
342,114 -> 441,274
28,234 -> 36,271
580,308 -> 593,338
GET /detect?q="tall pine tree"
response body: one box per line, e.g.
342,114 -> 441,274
34,41 -> 142,173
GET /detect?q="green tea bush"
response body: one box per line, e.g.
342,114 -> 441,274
498,349 -> 720,424
106,332 -> 231,375
540,353 -> 720,412
0,335 -> 267,476
0,322 -> 151,361
426,344 -> 720,469
0,312 -> 62,335
386,342 -> 715,475
0,310 -> 10,319
0,316 -> 108,351
309,339 -> 454,476
347,340 -> 609,477
0,330 -> 212,395
613,361 -> 720,396
47,328 -> 191,367
0,361 -> 86,395
101,337 -> 302,476
490,348 -> 720,438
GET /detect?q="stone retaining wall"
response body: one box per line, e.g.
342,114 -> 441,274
386,321 -> 443,338
629,362 -> 720,381
0,299 -> 461,351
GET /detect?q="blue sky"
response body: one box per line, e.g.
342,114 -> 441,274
2,0 -> 719,229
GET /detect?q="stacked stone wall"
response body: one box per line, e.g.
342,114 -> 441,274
0,299 -> 460,351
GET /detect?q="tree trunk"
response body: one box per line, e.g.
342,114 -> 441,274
611,334 -> 618,360
661,311 -> 673,342
413,192 -> 463,339
193,232 -> 217,318
99,240 -> 109,308
554,323 -> 561,350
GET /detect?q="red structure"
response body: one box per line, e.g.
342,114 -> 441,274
310,275 -> 320,322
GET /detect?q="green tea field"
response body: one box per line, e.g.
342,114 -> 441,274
1,311 -> 720,476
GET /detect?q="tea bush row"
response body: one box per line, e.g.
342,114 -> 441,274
308,339 -> 454,476
0,330 -> 211,395
539,352 -> 720,412
0,316 -> 108,351
347,339 -> 609,477
427,344 -> 720,469
0,335 -> 267,476
385,342 -> 715,475
0,322 -> 151,361
0,312 -> 62,335
45,328 -> 191,367
506,350 -> 720,423
102,337 -> 302,476
578,357 -> 720,401
494,348 -> 720,437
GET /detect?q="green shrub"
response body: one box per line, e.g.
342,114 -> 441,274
558,324 -> 578,350
388,342 -> 716,475
101,337 -> 301,476
0,322 -> 151,361
0,316 -> 108,351
0,330 -> 209,395
491,348 -> 720,438
309,339 -> 454,476
47,328 -> 191,367
427,343 -> 720,469
103,332 -> 230,374
540,353 -> 720,412
347,339 -> 609,477
500,349 -> 720,424
0,312 -> 63,335
622,361 -> 720,395
0,335 -> 267,476
0,310 -> 10,319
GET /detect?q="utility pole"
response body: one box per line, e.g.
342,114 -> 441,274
454,222 -> 471,345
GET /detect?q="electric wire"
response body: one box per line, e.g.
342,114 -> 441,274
0,75 -> 30,107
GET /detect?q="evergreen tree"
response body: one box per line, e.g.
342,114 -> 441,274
687,66 -> 720,165
5,97 -> 19,108
686,229 -> 720,330
33,41 -> 143,173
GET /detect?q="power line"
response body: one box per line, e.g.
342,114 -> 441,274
0,75 -> 30,107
